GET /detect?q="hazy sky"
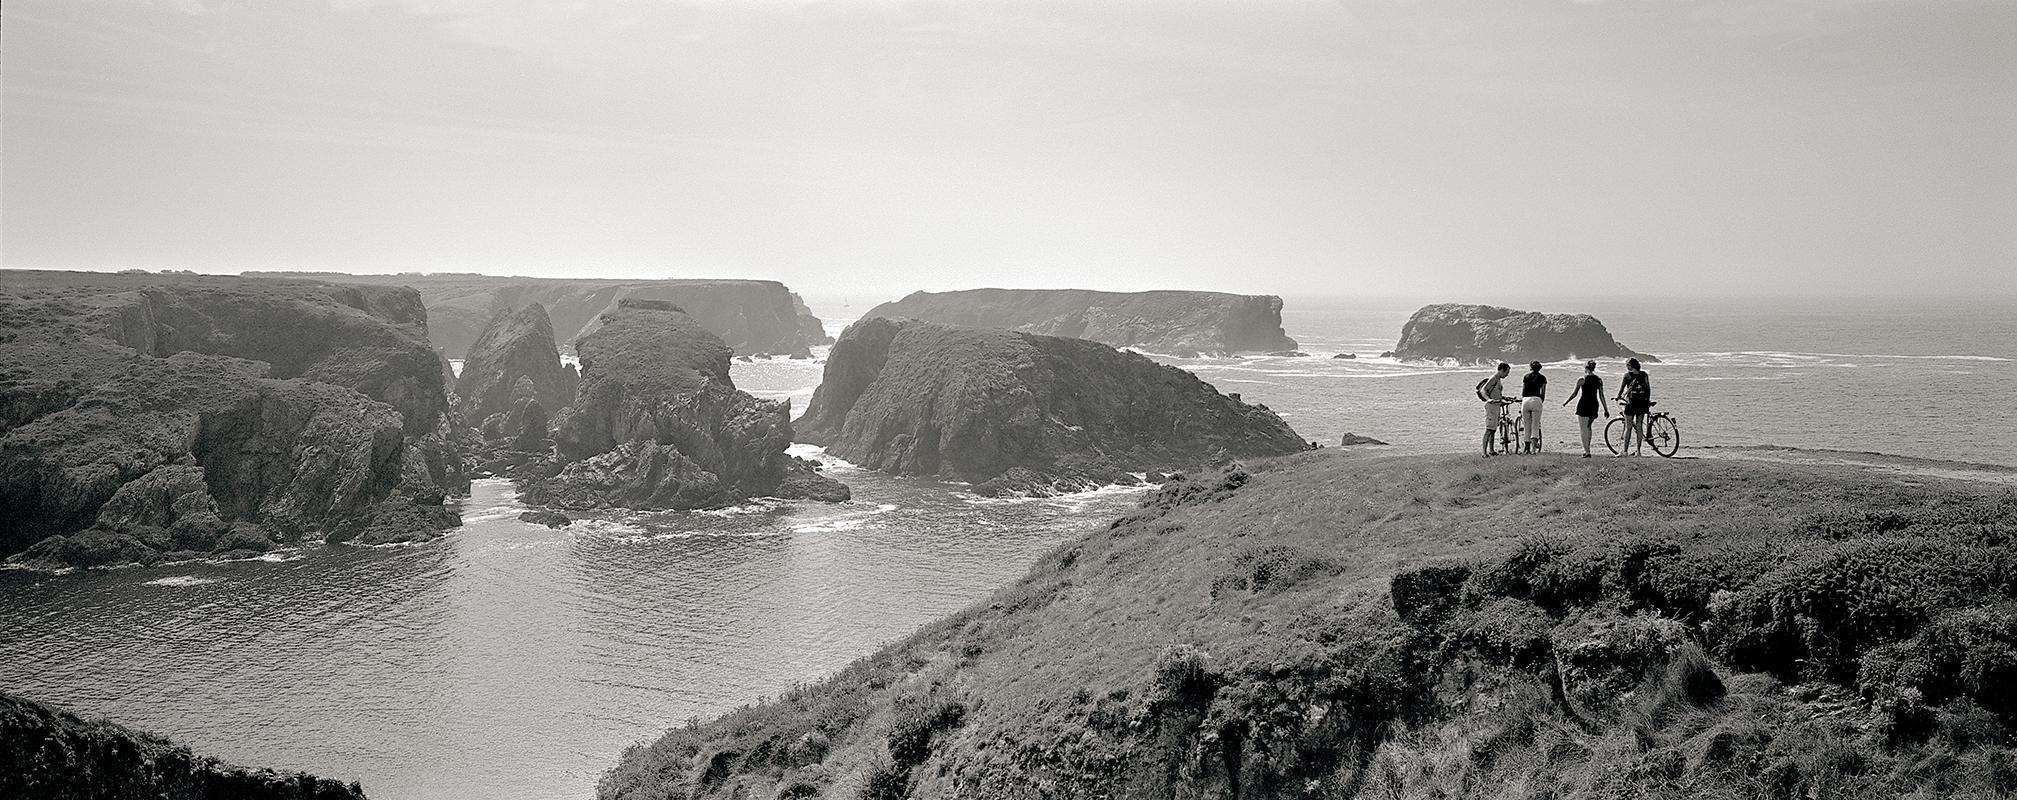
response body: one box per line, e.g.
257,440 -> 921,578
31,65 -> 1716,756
4,0 -> 2012,298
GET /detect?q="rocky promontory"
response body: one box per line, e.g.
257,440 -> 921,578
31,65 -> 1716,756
1,691 -> 366,799
602,453 -> 2017,800
523,299 -> 847,510
863,288 -> 1297,356
796,317 -> 1306,495
250,272 -> 832,359
1392,303 -> 1658,364
0,271 -> 467,569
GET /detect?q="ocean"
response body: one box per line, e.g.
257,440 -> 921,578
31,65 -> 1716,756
2,295 -> 2011,799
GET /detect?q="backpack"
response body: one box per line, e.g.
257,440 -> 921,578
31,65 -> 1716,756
1624,372 -> 1650,401
1475,377 -> 1493,401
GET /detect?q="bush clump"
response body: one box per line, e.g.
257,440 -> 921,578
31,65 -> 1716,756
1709,537 -> 2017,681
1859,604 -> 2017,722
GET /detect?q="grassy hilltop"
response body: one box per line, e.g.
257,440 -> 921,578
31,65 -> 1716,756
602,451 -> 2017,800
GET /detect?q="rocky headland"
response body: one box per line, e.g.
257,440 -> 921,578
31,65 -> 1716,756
1393,303 -> 1657,364
863,288 -> 1297,357
601,452 -> 2017,800
0,271 -> 468,569
1,691 -> 366,800
249,272 -> 831,359
795,317 -> 1307,496
522,299 -> 847,510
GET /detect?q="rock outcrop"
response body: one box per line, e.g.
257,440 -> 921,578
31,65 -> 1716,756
522,299 -> 847,510
1392,303 -> 1658,364
249,272 -> 832,359
0,271 -> 467,568
862,288 -> 1297,356
455,303 -> 571,437
0,691 -> 366,800
796,317 -> 1306,495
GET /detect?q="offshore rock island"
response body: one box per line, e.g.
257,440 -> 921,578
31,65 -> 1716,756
251,272 -> 832,359
796,317 -> 1307,496
0,271 -> 466,569
1393,303 -> 1658,364
602,452 -> 2017,800
863,288 -> 1297,357
1,691 -> 367,800
522,299 -> 848,510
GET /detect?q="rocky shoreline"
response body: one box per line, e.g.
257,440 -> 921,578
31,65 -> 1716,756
1393,302 -> 1658,364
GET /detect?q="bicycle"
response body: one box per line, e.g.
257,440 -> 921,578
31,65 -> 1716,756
1492,398 -> 1524,455
1605,401 -> 1681,458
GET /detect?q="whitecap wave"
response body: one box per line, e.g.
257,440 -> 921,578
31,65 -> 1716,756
787,443 -> 864,472
145,575 -> 222,587
790,503 -> 898,533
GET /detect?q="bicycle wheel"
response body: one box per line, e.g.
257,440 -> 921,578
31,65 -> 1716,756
1648,415 -> 1681,458
1497,415 -> 1516,454
1604,417 -> 1626,455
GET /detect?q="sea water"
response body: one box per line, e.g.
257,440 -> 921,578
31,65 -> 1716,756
1,295 -> 2010,800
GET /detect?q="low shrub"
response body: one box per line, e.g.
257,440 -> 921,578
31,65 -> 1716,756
1229,544 -> 1339,594
1709,537 -> 2017,681
1390,561 -> 1470,625
1859,604 -> 2017,722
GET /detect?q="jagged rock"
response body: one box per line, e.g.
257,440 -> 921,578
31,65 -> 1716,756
518,510 -> 571,529
0,272 -> 467,567
1379,350 -> 1396,358
456,303 -> 571,431
1333,353 -> 1357,359
0,691 -> 367,800
523,299 -> 848,510
1339,432 -> 1389,446
862,288 -> 1298,355
1393,303 -> 1658,364
796,318 -> 1306,495
1267,350 -> 1309,357
249,272 -> 832,359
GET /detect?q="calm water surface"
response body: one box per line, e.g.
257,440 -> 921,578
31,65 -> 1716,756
2,296 -> 2011,799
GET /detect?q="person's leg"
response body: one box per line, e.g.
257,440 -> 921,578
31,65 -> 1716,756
1484,427 -> 1495,456
1579,416 -> 1593,456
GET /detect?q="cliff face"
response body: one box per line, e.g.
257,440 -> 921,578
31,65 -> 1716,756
0,271 -> 465,568
249,273 -> 833,359
525,299 -> 847,510
455,303 -> 572,434
862,288 -> 1297,357
797,318 -> 1306,495
1393,303 -> 1658,364
600,454 -> 2017,800
0,691 -> 366,800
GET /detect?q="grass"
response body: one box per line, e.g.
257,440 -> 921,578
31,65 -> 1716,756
598,450 -> 2017,800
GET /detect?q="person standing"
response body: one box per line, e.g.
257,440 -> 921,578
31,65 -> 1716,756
1476,362 -> 1511,456
1615,357 -> 1652,456
1519,361 -> 1546,453
1562,359 -> 1610,458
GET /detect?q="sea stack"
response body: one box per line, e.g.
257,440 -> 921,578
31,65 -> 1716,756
455,303 -> 572,438
1392,303 -> 1658,364
862,288 -> 1297,356
0,271 -> 467,569
525,299 -> 847,510
797,317 -> 1307,496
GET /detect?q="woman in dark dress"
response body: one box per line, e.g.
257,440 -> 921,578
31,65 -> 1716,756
1614,357 -> 1652,456
1561,359 -> 1610,458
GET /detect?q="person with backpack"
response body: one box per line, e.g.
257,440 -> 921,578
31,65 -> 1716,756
1476,362 -> 1511,456
1561,359 -> 1610,458
1614,357 -> 1652,456
1519,361 -> 1546,453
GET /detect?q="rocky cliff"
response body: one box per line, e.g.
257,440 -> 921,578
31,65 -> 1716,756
0,271 -> 466,568
601,453 -> 2017,800
1,691 -> 366,800
1392,303 -> 1658,364
455,303 -> 572,436
250,272 -> 832,359
797,317 -> 1306,495
524,299 -> 847,510
862,288 -> 1297,356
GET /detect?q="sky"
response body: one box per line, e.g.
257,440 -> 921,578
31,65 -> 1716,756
3,0 -> 2013,299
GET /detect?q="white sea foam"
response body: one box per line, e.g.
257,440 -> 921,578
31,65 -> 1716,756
787,443 -> 863,472
145,575 -> 222,587
790,503 -> 898,533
